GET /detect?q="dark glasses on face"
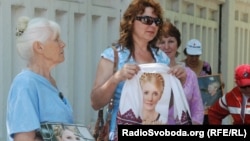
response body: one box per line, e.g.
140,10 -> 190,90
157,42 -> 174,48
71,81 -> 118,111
135,16 -> 162,26
240,85 -> 250,89
189,55 -> 200,57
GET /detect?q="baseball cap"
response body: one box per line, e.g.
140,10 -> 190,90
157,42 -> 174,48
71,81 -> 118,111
235,64 -> 250,87
185,39 -> 202,55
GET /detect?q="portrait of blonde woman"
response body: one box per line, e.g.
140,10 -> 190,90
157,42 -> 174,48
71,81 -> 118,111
117,63 -> 192,127
53,125 -> 85,141
139,72 -> 166,124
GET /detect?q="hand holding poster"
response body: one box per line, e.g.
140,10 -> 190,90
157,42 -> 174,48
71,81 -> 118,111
117,63 -> 192,125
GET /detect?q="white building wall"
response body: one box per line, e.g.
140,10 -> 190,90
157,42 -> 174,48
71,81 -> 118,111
221,0 -> 250,92
0,0 -> 121,140
0,0 -> 250,140
160,0 -> 224,74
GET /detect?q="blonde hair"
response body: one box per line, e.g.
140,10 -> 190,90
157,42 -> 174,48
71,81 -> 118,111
140,72 -> 164,94
53,125 -> 81,137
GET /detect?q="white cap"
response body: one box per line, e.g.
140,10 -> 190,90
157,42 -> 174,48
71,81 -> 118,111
186,39 -> 202,55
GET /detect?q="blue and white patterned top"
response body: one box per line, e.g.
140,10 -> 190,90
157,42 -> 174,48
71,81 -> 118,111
101,46 -> 170,140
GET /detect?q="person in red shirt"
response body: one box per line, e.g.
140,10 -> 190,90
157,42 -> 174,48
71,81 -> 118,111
208,64 -> 250,124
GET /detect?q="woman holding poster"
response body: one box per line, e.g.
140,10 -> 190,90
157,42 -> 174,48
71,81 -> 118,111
90,0 -> 188,141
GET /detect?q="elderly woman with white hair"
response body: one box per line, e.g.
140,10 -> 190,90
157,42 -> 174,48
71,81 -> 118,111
6,16 -> 74,141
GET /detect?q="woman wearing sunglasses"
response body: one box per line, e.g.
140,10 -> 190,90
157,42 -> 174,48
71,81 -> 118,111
90,0 -> 187,141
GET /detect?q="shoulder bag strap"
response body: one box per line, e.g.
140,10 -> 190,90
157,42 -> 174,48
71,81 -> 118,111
112,46 -> 118,73
106,46 -> 118,121
93,46 -> 118,139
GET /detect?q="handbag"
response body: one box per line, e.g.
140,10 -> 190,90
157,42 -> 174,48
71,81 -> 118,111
93,46 -> 118,141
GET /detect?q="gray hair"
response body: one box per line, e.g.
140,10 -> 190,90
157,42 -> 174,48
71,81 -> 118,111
16,16 -> 61,60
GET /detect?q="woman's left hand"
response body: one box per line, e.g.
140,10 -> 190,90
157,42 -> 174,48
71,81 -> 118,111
168,65 -> 186,85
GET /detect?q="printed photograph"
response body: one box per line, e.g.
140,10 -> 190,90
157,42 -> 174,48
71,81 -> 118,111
76,125 -> 95,140
39,123 -> 94,141
40,123 -> 61,141
117,63 -> 192,125
198,74 -> 224,114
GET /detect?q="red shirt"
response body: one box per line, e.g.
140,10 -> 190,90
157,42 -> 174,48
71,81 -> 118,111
208,87 -> 250,124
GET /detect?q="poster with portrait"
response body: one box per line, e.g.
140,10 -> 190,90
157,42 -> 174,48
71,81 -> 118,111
38,122 -> 94,141
198,74 -> 224,115
117,63 -> 192,125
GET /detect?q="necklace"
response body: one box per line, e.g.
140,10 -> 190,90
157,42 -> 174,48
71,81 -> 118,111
142,113 -> 161,124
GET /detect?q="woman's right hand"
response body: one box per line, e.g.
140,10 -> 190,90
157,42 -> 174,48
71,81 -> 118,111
168,64 -> 186,85
91,59 -> 140,110
114,63 -> 140,81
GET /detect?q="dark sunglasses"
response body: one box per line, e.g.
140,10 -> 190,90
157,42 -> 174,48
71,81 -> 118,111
189,55 -> 200,57
135,16 -> 162,26
240,85 -> 250,89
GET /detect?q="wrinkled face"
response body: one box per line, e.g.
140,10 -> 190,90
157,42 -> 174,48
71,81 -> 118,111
42,33 -> 65,66
133,7 -> 160,43
157,36 -> 178,60
142,81 -> 162,111
61,129 -> 81,141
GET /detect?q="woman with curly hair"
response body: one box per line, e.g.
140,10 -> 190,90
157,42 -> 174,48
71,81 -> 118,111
90,0 -> 187,140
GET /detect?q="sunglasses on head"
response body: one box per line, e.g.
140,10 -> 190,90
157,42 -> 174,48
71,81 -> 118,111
135,16 -> 162,26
